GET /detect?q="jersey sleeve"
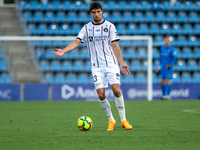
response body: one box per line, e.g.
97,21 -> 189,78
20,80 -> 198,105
109,24 -> 120,42
77,26 -> 86,43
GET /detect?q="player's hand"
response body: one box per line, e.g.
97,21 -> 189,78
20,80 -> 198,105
120,64 -> 131,75
52,48 -> 65,57
166,64 -> 172,70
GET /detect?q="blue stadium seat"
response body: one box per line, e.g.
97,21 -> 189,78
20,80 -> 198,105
40,1 -> 50,11
141,61 -> 148,71
51,1 -> 61,11
167,12 -> 177,23
44,11 -> 55,23
41,40 -> 52,47
194,48 -> 200,59
189,12 -> 199,23
38,60 -> 49,72
116,24 -> 126,35
172,73 -> 180,83
137,48 -> 147,59
135,73 -> 146,83
42,73 -> 53,84
33,11 -> 43,23
0,59 -> 7,71
149,23 -> 160,34
188,36 -> 198,46
123,74 -> 135,83
49,24 -> 59,35
60,24 -> 70,35
78,12 -> 89,23
22,11 -> 32,22
118,1 -> 128,11
122,12 -> 133,23
78,73 -> 89,83
151,1 -> 160,11
173,1 -> 182,11
73,0 -> 83,11
127,24 -> 137,34
54,73 -> 65,83
120,49 -> 126,58
71,24 -> 81,35
102,12 -> 110,20
138,24 -> 149,34
184,1 -> 193,11
153,73 -> 158,83
66,73 -> 77,84
62,61 -> 72,72
0,51 -> 2,59
182,73 -> 192,83
0,74 -> 10,83
29,0 -> 39,11
161,24 -> 171,34
52,41 -> 63,47
161,1 -> 171,10
130,60 -> 141,71
125,48 -> 136,59
74,60 -> 84,72
177,12 -> 188,23
26,24 -> 36,35
50,60 -> 61,72
105,1 -> 116,11
169,36 -> 176,46
111,12 -> 122,23
177,36 -> 187,46
193,73 -> 200,83
37,24 -> 48,35
68,49 -> 79,59
35,48 -> 45,59
67,12 -> 77,23
183,24 -> 193,35
194,24 -> 200,35
176,60 -> 186,71
187,60 -> 198,71
80,48 -> 89,59
171,24 -> 181,35
18,0 -> 27,10
140,1 -> 150,10
195,1 -> 200,10
120,40 -> 132,47
33,41 -> 41,47
62,1 -> 72,11
182,48 -> 193,59
55,12 -> 66,23
145,11 -> 155,22
85,60 -> 91,72
153,60 -> 159,71
89,74 -> 94,83
156,11 -> 166,22
134,12 -> 144,22
154,35 -> 164,46
175,48 -> 182,59
129,1 -> 139,10
153,48 -> 159,59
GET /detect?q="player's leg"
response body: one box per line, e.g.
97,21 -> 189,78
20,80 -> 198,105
160,68 -> 167,99
165,69 -> 173,99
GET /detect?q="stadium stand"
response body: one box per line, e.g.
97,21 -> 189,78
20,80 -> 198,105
16,0 -> 200,84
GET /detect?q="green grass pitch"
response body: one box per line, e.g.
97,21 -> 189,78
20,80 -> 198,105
0,100 -> 200,150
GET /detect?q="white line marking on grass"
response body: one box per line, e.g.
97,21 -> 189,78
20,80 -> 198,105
183,109 -> 200,113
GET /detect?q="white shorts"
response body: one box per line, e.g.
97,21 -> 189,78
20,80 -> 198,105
91,64 -> 121,89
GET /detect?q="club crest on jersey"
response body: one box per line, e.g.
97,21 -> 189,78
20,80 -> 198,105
89,36 -> 93,42
104,28 -> 108,32
116,73 -> 120,77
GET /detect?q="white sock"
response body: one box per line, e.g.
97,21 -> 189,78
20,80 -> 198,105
115,95 -> 126,122
99,99 -> 115,121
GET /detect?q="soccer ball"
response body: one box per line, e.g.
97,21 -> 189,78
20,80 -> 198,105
77,116 -> 93,131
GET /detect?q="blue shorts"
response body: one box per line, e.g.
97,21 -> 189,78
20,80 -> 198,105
160,67 -> 173,79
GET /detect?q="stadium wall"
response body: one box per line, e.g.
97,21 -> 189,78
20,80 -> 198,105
0,83 -> 199,101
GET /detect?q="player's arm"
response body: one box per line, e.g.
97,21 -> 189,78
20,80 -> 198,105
111,41 -> 130,75
167,48 -> 177,69
52,38 -> 81,56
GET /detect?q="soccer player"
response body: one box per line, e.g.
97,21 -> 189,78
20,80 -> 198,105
52,1 -> 132,131
159,36 -> 176,100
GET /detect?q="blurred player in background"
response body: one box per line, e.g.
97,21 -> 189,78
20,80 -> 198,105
159,36 -> 176,100
52,1 -> 132,131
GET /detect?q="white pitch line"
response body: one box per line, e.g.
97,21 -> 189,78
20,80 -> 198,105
183,109 -> 200,113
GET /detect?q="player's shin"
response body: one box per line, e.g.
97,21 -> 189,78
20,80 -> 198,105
99,99 -> 115,121
115,95 -> 126,122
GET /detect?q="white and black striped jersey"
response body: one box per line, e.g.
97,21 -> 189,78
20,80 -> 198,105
77,20 -> 120,67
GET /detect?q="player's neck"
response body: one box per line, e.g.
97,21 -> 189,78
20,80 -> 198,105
92,19 -> 104,25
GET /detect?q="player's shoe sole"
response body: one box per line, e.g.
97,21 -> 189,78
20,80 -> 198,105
121,120 -> 132,130
107,121 -> 116,131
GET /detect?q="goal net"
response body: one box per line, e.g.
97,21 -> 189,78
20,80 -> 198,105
0,35 -> 153,101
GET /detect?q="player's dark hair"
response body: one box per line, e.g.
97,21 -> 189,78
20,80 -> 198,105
89,1 -> 102,12
164,35 -> 170,39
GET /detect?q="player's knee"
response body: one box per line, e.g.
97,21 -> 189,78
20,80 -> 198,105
113,90 -> 121,97
98,93 -> 106,100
